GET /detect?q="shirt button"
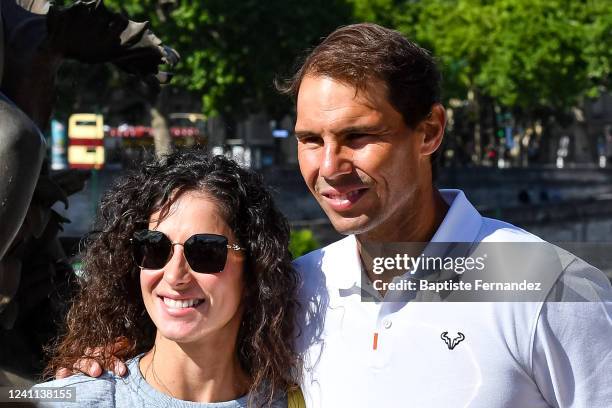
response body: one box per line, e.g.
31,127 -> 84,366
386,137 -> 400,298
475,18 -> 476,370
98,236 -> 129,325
383,319 -> 392,329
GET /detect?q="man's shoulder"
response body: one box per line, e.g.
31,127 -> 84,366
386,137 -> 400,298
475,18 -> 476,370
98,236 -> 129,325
478,216 -> 544,243
477,216 -> 611,302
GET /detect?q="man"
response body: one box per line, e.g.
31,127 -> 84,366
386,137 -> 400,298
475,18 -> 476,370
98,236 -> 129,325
59,23 -> 611,407
283,23 -> 611,407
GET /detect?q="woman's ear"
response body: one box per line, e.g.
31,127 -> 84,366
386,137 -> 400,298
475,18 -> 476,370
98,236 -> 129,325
419,104 -> 446,156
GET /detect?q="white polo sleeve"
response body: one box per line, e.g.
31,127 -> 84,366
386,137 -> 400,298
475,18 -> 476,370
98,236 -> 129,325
531,259 -> 612,408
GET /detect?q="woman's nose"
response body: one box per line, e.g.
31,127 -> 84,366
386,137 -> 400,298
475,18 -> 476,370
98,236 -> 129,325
162,244 -> 192,287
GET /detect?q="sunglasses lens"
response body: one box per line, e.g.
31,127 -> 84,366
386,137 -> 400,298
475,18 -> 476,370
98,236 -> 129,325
132,230 -> 172,269
184,234 -> 229,273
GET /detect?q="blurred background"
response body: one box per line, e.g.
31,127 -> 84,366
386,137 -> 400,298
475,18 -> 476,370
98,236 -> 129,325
2,0 -> 611,386
45,0 -> 612,251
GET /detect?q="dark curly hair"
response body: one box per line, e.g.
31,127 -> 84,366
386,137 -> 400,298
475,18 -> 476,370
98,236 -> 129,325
45,148 -> 302,407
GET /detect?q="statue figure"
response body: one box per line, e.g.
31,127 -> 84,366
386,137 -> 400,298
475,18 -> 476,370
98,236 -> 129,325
0,0 -> 179,383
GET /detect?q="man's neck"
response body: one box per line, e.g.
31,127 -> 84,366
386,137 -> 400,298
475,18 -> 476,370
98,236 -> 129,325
139,332 -> 250,403
357,187 -> 449,243
357,188 -> 449,290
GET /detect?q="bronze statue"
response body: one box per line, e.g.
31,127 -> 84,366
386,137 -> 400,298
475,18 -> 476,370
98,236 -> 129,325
0,0 -> 179,383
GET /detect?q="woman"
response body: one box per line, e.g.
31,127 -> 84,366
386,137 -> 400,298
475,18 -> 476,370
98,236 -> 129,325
38,149 -> 302,407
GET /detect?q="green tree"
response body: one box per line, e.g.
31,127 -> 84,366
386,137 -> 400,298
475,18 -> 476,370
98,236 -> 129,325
418,0 -> 610,162
349,0 -> 611,163
106,0 -> 353,123
415,0 -> 610,110
289,229 -> 320,259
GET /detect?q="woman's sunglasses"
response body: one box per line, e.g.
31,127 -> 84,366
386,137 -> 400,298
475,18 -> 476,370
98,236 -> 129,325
130,229 -> 244,273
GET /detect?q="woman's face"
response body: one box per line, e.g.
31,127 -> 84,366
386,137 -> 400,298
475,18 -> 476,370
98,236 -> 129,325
140,191 -> 245,345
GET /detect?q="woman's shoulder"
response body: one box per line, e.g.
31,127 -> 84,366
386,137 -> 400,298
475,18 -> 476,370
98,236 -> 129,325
32,356 -> 143,408
33,372 -> 119,407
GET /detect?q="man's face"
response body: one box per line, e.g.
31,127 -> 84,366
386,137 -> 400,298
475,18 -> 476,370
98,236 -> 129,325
295,75 -> 432,239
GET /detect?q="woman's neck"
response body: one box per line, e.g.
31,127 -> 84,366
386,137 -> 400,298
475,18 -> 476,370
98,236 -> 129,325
139,333 -> 251,403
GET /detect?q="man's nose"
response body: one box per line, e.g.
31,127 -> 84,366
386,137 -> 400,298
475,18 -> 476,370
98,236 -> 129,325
319,142 -> 352,179
163,245 -> 192,287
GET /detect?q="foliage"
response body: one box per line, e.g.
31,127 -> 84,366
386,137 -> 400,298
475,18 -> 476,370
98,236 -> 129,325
289,228 -> 320,259
351,0 -> 610,116
105,0 -> 353,121
416,0 -> 610,114
53,0 -> 610,140
348,0 -> 415,27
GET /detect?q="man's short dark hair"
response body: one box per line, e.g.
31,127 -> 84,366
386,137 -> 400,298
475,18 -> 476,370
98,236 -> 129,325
279,23 -> 442,179
280,22 -> 441,129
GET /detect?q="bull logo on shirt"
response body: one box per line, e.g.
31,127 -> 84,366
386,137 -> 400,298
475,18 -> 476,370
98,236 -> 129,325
441,331 -> 465,350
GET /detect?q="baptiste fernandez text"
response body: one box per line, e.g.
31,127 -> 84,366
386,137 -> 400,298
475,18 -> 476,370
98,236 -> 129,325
373,279 -> 542,292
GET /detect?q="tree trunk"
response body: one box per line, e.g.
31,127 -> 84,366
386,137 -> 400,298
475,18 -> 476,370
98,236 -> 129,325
150,105 -> 173,158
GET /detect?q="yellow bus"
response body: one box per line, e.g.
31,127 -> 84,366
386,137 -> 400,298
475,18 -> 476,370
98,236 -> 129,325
67,113 -> 105,169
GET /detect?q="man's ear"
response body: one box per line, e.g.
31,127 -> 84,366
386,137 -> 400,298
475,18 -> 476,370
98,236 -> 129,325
419,104 -> 446,156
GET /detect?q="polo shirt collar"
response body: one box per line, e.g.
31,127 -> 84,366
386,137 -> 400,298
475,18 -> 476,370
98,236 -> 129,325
333,189 -> 484,295
321,234 -> 362,292
430,189 -> 483,243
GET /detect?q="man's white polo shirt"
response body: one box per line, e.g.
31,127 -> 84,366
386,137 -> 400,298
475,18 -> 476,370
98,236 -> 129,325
294,189 -> 612,408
